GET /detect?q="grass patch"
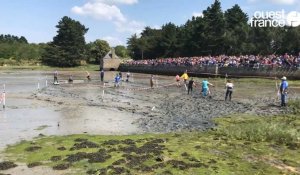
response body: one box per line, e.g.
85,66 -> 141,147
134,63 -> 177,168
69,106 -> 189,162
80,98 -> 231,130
2,114 -> 300,175
289,100 -> 300,115
214,115 -> 300,146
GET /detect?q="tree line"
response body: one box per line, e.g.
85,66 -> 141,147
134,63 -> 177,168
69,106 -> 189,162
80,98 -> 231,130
0,17 -> 129,67
1,0 -> 300,66
0,34 -> 44,61
127,0 -> 300,60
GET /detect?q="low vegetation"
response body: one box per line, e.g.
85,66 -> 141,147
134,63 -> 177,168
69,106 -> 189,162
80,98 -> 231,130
1,107 -> 300,174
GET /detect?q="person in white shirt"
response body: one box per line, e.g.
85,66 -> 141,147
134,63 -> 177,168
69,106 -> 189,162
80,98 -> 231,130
126,71 -> 130,82
225,80 -> 234,101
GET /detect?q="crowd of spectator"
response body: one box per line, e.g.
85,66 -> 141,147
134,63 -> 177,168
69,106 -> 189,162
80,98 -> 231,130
124,53 -> 300,69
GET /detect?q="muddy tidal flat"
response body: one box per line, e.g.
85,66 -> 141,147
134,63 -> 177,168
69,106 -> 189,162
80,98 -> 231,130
0,70 -> 300,175
0,70 -> 299,149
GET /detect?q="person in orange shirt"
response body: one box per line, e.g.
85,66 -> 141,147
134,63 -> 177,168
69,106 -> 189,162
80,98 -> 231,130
175,75 -> 180,87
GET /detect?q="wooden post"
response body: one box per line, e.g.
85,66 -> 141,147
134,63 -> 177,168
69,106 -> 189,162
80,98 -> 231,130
3,84 -> 5,109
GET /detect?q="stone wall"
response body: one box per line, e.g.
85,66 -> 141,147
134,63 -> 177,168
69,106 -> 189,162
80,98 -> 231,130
119,64 -> 300,79
103,59 -> 121,71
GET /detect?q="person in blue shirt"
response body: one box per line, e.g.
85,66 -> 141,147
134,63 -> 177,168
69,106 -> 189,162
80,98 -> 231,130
202,79 -> 214,97
115,74 -> 121,87
280,76 -> 288,107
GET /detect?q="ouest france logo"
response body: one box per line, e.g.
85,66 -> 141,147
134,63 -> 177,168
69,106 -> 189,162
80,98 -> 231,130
250,10 -> 300,27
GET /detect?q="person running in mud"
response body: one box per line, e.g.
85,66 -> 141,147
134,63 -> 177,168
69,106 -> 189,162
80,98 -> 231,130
100,69 -> 104,82
53,70 -> 58,84
181,70 -> 189,85
175,75 -> 180,87
202,79 -> 214,97
181,70 -> 189,91
150,75 -> 154,88
86,71 -> 91,81
279,76 -> 288,107
225,79 -> 234,101
126,71 -> 130,82
68,75 -> 73,83
188,78 -> 196,95
114,74 -> 121,87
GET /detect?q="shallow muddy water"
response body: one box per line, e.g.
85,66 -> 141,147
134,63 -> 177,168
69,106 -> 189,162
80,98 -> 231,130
0,71 -> 141,150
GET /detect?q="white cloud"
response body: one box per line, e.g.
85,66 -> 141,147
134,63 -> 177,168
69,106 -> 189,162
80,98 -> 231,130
93,0 -> 138,5
114,20 -> 145,34
192,12 -> 203,18
152,25 -> 161,30
248,0 -> 296,5
267,0 -> 296,5
72,0 -> 144,34
72,1 -> 126,22
102,36 -> 124,46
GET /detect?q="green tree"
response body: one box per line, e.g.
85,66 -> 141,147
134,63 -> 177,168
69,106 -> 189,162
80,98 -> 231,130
41,16 -> 88,67
140,27 -> 162,59
126,1 -> 300,58
203,0 -> 226,55
180,17 -> 207,56
281,26 -> 300,54
248,22 -> 275,55
159,23 -> 179,57
127,34 -> 141,60
87,39 -> 110,69
0,35 -> 42,61
224,4 -> 250,55
115,45 -> 129,58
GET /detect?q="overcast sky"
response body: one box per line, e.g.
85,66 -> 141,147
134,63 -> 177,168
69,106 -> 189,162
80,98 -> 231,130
0,0 -> 299,46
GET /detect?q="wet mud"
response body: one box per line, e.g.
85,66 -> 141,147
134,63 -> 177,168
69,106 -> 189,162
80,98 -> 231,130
0,162 -> 17,171
52,163 -> 70,170
0,71 -> 299,150
33,71 -> 298,134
